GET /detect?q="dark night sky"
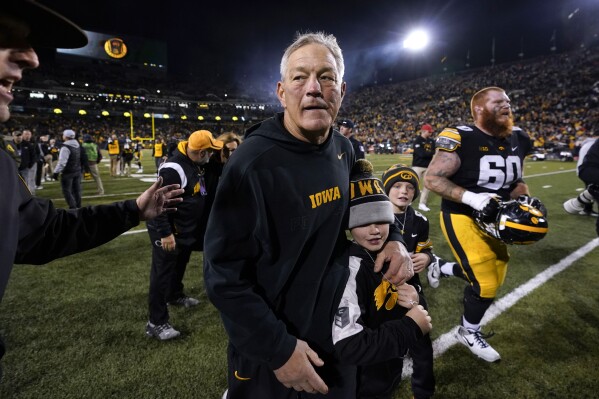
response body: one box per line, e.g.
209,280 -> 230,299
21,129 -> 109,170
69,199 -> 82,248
43,0 -> 599,92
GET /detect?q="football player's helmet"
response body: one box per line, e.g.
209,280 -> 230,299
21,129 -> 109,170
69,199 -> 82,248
474,198 -> 548,245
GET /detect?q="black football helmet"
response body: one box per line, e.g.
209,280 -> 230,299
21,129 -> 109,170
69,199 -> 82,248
474,198 -> 548,245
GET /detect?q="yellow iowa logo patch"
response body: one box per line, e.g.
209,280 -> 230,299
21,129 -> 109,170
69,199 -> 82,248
309,186 -> 341,209
350,179 -> 385,200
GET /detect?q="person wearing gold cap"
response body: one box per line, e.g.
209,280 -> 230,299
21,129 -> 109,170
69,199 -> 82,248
145,129 -> 223,340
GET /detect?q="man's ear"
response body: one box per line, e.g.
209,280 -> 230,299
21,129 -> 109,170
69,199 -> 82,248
276,81 -> 286,108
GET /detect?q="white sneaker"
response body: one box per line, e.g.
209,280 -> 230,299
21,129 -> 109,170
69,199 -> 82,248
418,203 -> 431,212
455,326 -> 501,362
145,321 -> 180,341
563,198 -> 584,214
427,256 -> 441,288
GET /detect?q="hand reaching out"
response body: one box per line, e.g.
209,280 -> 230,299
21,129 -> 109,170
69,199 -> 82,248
136,177 -> 184,221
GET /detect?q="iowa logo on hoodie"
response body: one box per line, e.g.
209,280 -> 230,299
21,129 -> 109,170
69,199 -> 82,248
308,186 -> 341,209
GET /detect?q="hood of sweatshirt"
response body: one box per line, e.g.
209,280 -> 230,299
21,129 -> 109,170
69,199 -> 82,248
245,112 -> 337,154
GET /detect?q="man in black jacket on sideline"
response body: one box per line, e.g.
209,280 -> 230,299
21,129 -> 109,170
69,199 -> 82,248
0,0 -> 184,380
146,130 -> 223,341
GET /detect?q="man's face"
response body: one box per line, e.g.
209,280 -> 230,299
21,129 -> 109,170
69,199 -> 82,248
339,125 -> 352,138
477,90 -> 513,138
12,132 -> 22,143
22,129 -> 32,141
188,148 -> 212,165
277,43 -> 345,144
421,129 -> 432,139
0,16 -> 40,122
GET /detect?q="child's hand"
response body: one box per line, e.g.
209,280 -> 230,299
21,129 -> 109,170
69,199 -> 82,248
396,283 -> 419,308
410,253 -> 430,273
406,305 -> 432,334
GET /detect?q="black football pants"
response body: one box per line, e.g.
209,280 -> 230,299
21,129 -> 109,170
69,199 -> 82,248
148,230 -> 192,325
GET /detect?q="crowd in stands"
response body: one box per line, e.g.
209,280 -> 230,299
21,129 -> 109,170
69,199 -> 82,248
338,46 -> 599,156
3,46 -> 598,156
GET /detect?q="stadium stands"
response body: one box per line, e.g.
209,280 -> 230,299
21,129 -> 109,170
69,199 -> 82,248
3,45 -> 598,155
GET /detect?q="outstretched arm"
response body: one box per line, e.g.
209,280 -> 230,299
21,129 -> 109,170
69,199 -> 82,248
15,178 -> 183,265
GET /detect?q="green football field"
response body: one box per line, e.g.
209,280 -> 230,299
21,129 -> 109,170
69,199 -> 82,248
1,151 -> 597,399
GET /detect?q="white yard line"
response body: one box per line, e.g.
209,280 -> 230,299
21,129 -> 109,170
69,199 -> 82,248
122,228 -> 148,236
402,237 -> 599,377
524,168 -> 576,178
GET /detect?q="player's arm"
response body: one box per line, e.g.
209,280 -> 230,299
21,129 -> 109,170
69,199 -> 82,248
424,150 -> 463,202
426,148 -> 499,216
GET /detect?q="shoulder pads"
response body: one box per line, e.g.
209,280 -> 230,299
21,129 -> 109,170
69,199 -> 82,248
436,128 -> 462,152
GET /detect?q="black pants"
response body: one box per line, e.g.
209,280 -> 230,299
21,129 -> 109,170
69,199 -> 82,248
409,279 -> 435,399
35,159 -> 43,186
357,292 -> 435,399
60,172 -> 81,209
409,331 -> 435,399
225,343 -> 357,399
148,230 -> 192,325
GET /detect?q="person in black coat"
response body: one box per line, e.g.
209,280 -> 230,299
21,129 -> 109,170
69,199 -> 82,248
0,0 -> 184,381
145,130 -> 223,341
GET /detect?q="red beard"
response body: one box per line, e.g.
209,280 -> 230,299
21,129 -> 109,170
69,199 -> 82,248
480,107 -> 513,138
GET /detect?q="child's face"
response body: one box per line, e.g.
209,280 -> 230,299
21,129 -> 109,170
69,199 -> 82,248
387,182 -> 416,211
350,223 -> 390,252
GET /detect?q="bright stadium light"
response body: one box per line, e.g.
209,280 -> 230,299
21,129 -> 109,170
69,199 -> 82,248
198,115 -> 204,120
403,29 -> 430,51
101,110 -> 109,116
78,109 -> 87,115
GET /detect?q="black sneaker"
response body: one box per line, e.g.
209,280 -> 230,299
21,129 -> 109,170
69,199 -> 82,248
145,321 -> 180,341
168,296 -> 200,308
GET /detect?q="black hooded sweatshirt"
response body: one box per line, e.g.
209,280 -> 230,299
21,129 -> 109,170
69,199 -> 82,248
204,113 -> 356,369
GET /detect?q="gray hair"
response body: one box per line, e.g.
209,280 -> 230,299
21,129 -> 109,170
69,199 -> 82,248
279,31 -> 345,82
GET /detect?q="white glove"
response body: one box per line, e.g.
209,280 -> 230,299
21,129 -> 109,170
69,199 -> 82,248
461,191 -> 499,211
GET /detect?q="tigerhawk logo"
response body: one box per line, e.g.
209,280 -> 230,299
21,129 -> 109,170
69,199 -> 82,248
308,186 -> 341,209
